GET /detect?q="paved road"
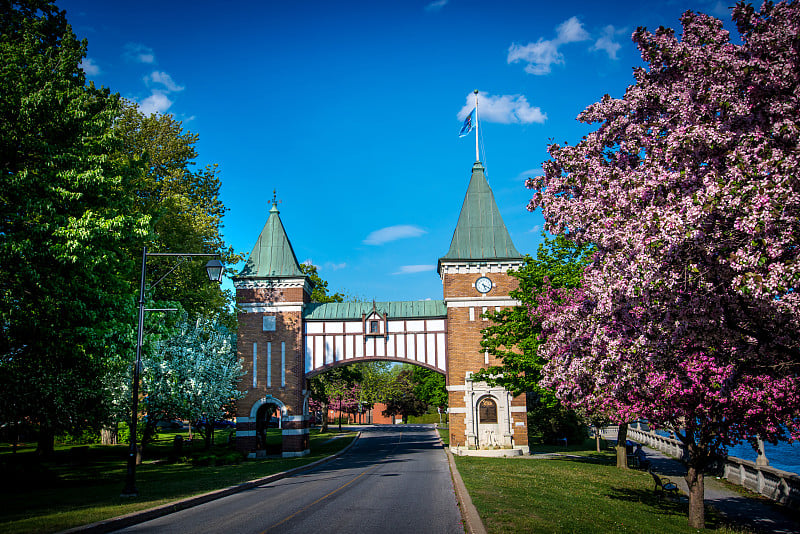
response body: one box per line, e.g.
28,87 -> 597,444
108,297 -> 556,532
114,425 -> 464,534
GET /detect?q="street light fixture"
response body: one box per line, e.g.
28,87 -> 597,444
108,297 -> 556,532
121,246 -> 224,497
204,258 -> 224,283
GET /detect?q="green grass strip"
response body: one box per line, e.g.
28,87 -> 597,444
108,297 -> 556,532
0,430 -> 355,534
454,450 -> 748,533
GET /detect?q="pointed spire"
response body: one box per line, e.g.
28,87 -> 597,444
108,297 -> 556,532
238,195 -> 303,278
441,162 -> 522,261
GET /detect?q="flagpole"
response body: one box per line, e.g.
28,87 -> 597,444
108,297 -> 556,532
474,89 -> 479,162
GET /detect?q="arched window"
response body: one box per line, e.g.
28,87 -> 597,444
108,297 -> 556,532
478,397 -> 497,424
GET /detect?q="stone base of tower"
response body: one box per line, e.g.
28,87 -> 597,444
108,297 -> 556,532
281,415 -> 310,458
447,378 -> 529,456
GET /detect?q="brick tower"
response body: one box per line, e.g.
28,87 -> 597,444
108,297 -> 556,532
233,199 -> 311,457
439,161 -> 529,453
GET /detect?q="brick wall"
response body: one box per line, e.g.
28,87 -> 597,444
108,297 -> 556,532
445,271 -> 528,447
235,279 -> 310,456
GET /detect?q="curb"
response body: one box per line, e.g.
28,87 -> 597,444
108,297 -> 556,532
437,432 -> 487,534
59,432 -> 361,534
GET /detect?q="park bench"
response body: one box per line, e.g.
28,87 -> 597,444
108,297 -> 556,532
649,468 -> 679,497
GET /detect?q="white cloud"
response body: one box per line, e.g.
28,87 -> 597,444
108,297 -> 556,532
363,225 -> 426,245
325,262 -> 347,271
393,265 -> 435,275
508,16 -> 590,75
124,43 -> 155,64
556,16 -> 590,43
138,71 -> 184,116
139,91 -> 173,115
145,71 -> 185,92
529,225 -> 542,234
516,168 -> 542,181
457,92 -> 546,124
302,258 -> 313,265
80,58 -> 100,76
590,25 -> 622,60
425,0 -> 448,11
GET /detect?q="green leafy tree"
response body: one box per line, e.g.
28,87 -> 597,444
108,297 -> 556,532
382,368 -> 427,423
473,236 -> 593,448
299,263 -> 345,303
410,366 -> 447,411
0,0 -> 149,454
476,235 -> 593,396
113,102 -> 240,324
308,366 -> 362,432
358,361 -> 397,406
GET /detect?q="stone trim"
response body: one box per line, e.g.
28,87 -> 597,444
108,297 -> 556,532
282,449 -> 311,458
240,303 -> 304,313
510,406 -> 527,413
282,428 -> 310,436
446,385 -> 467,392
438,261 -> 523,277
234,277 -> 311,291
445,297 -> 520,308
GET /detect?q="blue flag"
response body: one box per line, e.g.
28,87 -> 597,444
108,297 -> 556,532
459,108 -> 475,137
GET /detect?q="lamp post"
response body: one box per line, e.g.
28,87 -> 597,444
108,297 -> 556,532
121,246 -> 224,497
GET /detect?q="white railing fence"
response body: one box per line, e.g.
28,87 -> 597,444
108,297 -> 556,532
609,423 -> 800,508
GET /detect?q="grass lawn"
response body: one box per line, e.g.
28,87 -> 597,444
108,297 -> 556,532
0,428 -> 355,534
455,443 -> 748,534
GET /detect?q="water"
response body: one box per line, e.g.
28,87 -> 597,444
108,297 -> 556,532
727,441 -> 800,475
650,429 -> 800,475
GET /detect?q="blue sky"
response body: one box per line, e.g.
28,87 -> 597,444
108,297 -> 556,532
60,0 -> 737,302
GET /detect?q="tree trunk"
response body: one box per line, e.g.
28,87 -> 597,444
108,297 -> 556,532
139,422 -> 156,465
595,427 -> 601,453
615,423 -> 629,469
37,425 -> 54,457
685,465 -> 705,528
101,425 -> 118,445
320,403 -> 329,433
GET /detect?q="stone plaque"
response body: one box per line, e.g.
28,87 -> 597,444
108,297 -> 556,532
262,316 -> 276,332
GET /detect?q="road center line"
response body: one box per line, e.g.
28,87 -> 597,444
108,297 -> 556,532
260,429 -> 406,533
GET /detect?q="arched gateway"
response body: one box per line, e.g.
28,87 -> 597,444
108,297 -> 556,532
234,161 -> 529,457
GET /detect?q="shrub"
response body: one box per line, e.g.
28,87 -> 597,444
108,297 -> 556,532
528,403 -> 587,445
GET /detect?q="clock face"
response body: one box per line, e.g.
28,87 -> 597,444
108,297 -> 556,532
475,276 -> 492,294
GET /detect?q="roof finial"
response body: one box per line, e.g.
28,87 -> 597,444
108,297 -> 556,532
269,189 -> 282,213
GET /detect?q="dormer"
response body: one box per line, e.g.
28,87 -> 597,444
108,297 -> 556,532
362,303 -> 387,338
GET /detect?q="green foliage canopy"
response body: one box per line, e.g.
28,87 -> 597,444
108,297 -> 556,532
476,235 -> 593,397
113,102 -> 241,323
0,0 -> 149,450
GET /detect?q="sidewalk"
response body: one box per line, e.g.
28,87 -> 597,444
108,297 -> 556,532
643,445 -> 799,533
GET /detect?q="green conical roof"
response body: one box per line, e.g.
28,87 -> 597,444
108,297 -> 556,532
441,162 -> 522,261
239,202 -> 303,277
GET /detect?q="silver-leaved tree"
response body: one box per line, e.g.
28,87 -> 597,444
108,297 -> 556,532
137,317 -> 244,454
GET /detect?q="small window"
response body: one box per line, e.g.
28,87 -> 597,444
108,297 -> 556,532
370,320 -> 379,333
479,398 -> 498,424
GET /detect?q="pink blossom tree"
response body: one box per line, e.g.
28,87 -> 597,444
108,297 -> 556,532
530,2 -> 800,528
